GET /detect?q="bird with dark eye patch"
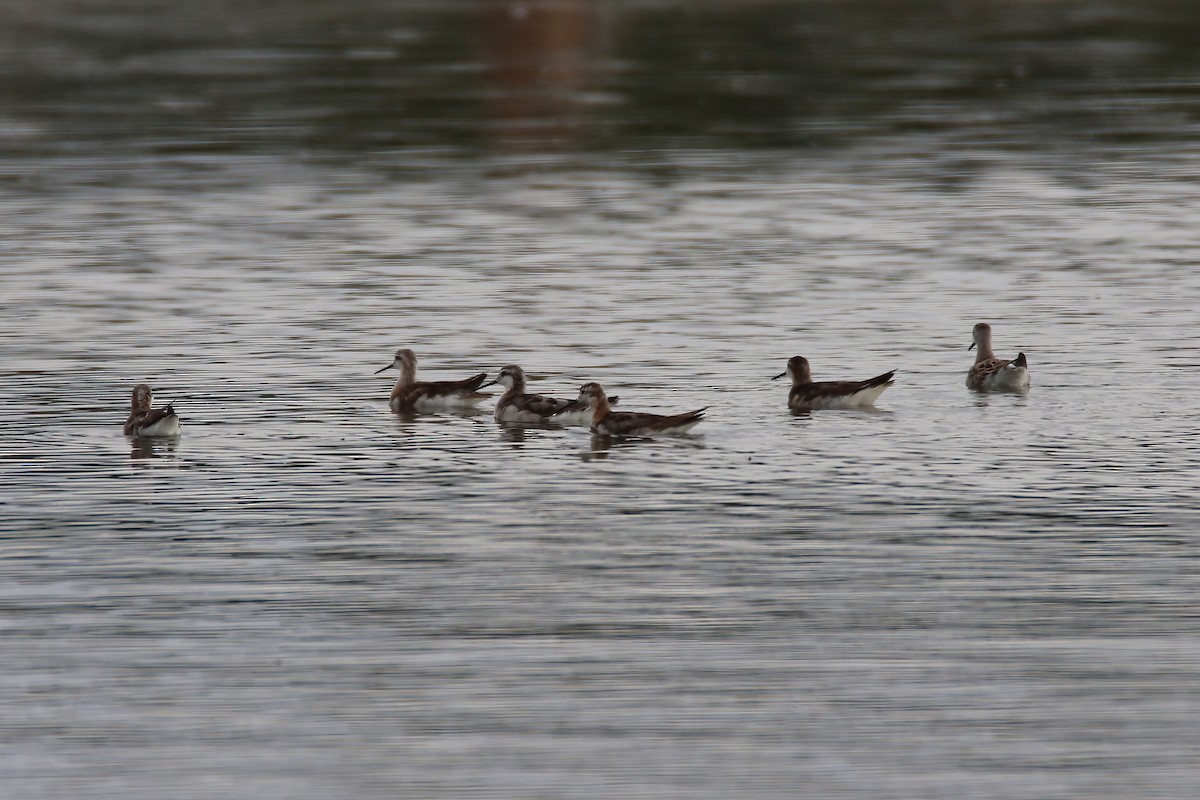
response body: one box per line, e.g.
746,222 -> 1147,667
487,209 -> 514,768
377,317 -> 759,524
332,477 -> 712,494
375,348 -> 492,412
487,365 -> 619,424
966,323 -> 1030,392
123,384 -> 181,436
577,381 -> 706,437
772,356 -> 895,411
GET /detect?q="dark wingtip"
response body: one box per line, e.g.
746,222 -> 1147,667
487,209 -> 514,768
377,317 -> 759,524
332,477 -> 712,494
868,370 -> 897,387
653,407 -> 707,432
1013,352 -> 1028,368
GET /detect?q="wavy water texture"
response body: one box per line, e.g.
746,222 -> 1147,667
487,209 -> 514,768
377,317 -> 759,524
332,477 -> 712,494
2,2 -> 1200,799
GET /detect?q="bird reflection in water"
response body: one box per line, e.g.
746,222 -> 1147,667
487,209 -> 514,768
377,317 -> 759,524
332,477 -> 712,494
497,422 -> 528,445
583,431 -> 706,461
129,436 -> 179,461
497,420 -> 573,446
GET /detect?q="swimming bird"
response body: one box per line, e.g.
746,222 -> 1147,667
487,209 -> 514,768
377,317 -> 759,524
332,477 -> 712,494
123,384 -> 181,436
967,323 -> 1030,392
577,381 -> 706,436
375,348 -> 492,412
772,356 -> 895,411
547,388 -> 619,426
489,364 -> 618,424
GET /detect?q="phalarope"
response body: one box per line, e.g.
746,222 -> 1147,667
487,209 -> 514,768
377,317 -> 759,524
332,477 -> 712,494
577,381 -> 705,436
375,348 -> 492,412
488,364 -> 619,424
773,356 -> 895,411
967,323 -> 1030,392
123,384 -> 181,436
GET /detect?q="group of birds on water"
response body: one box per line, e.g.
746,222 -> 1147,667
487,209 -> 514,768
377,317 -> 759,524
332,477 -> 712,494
123,322 -> 1031,438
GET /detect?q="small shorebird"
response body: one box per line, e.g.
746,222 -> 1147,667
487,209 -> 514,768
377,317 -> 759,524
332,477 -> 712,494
773,356 -> 895,411
967,323 -> 1030,392
123,384 -> 181,436
488,364 -> 618,424
577,381 -> 706,436
375,348 -> 492,412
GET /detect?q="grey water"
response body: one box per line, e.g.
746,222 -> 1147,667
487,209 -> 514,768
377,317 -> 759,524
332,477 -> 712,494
2,1 -> 1200,797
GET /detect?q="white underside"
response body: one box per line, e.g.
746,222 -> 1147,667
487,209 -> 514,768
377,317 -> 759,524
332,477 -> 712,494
135,417 -> 181,436
603,418 -> 704,436
792,384 -> 890,411
654,419 -> 704,435
493,401 -> 594,425
394,395 -> 489,412
975,366 -> 1031,392
495,404 -> 547,423
544,408 -> 593,426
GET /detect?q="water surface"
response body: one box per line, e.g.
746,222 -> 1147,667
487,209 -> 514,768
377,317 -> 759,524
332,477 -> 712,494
2,2 -> 1200,798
